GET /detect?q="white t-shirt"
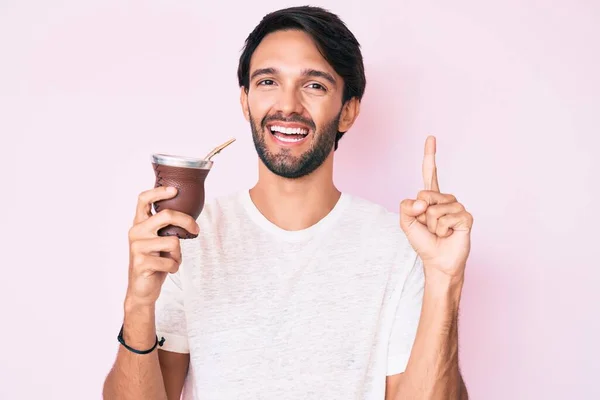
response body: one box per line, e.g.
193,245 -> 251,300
155,190 -> 424,400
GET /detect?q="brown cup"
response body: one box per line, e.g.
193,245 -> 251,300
150,154 -> 213,239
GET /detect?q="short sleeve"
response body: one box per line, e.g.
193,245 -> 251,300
386,255 -> 425,375
155,269 -> 190,354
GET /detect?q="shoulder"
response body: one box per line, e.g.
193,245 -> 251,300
179,191 -> 246,265
343,193 -> 404,237
196,190 -> 246,228
343,193 -> 416,258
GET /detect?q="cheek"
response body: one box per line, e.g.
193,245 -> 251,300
305,98 -> 341,129
248,90 -> 277,113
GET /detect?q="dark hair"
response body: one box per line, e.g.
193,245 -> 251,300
237,6 -> 366,150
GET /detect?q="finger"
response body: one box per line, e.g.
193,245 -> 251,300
415,191 -> 458,224
422,136 -> 440,192
131,236 -> 182,264
425,202 -> 465,234
417,190 -> 456,206
134,186 -> 178,224
146,210 -> 200,238
400,199 -> 436,250
436,211 -> 474,237
131,209 -> 200,240
131,253 -> 180,275
399,199 -> 428,231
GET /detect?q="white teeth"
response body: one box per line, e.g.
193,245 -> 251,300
270,125 -> 309,135
276,135 -> 305,142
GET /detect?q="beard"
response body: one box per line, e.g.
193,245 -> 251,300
249,109 -> 341,179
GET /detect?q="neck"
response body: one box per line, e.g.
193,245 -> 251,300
250,154 -> 340,231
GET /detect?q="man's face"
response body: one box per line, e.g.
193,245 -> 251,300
241,29 -> 349,179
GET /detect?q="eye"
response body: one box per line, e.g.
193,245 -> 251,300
306,82 -> 326,91
258,79 -> 275,86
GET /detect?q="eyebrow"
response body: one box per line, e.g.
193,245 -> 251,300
250,67 -> 337,86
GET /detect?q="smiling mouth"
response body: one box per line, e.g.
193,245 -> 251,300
268,125 -> 310,143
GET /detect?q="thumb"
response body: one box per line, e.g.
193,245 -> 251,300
399,199 -> 428,231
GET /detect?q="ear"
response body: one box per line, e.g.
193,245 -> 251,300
240,87 -> 250,122
338,97 -> 360,132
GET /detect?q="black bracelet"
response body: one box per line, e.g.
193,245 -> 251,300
117,324 -> 165,355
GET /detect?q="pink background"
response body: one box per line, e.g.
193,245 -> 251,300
1,0 -> 598,398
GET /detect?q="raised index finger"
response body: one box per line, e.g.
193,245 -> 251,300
422,135 -> 440,192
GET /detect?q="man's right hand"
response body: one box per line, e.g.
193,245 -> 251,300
126,186 -> 200,308
103,186 -> 195,399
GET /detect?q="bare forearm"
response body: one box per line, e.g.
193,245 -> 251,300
103,302 -> 168,400
397,271 -> 467,399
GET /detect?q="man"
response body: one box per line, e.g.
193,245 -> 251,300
103,6 -> 473,400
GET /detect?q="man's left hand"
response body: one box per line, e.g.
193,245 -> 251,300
399,136 -> 474,279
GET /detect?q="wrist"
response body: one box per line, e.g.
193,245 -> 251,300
122,297 -> 157,349
124,296 -> 156,316
423,268 -> 464,299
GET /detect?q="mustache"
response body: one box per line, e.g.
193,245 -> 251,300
261,113 -> 316,131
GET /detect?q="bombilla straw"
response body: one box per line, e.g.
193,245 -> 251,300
204,138 -> 236,161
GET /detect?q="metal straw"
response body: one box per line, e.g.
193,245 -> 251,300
203,138 -> 236,161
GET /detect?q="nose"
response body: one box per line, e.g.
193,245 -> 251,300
275,86 -> 304,116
